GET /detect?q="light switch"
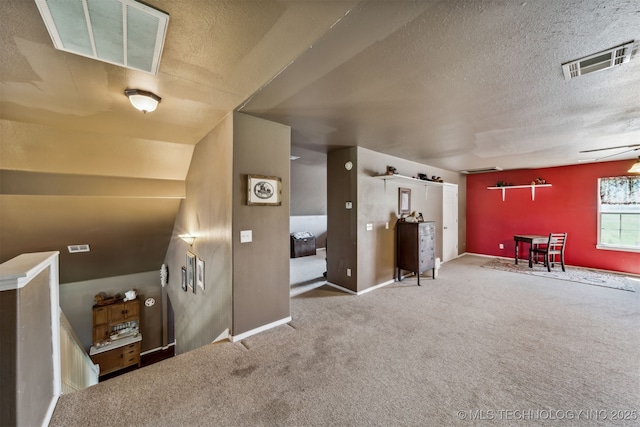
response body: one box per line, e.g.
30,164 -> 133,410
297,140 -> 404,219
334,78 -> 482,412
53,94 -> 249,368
366,223 -> 373,231
240,230 -> 252,243
345,201 -> 352,209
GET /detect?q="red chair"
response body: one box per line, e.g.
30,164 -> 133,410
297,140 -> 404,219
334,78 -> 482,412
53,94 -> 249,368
529,233 -> 567,272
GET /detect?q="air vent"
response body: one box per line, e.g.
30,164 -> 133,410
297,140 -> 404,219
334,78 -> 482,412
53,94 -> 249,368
459,167 -> 503,174
68,244 -> 90,253
34,0 -> 169,75
562,41 -> 634,81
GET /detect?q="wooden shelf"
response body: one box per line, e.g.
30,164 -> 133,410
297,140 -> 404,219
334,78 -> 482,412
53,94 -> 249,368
487,184 -> 552,201
372,174 -> 447,187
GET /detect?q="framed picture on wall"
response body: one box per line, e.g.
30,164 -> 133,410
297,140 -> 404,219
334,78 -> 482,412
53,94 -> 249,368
186,252 -> 196,293
247,174 -> 282,206
181,267 -> 187,292
196,258 -> 205,291
399,187 -> 411,215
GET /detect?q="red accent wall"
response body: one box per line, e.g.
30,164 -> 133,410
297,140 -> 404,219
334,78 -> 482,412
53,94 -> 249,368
466,160 -> 639,274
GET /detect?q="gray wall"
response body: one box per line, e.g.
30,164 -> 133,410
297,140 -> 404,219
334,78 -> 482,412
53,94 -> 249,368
164,112 -> 291,352
232,112 -> 291,335
165,113 -> 234,354
290,148 -> 327,248
0,267 -> 54,427
0,289 -> 18,426
327,147 -> 359,292
290,153 -> 327,216
327,147 -> 466,293
290,215 -> 327,249
59,271 -> 163,352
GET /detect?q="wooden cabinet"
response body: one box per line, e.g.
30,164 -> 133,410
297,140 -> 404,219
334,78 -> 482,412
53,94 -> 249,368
396,221 -> 436,286
90,339 -> 141,377
90,297 -> 141,377
92,299 -> 140,343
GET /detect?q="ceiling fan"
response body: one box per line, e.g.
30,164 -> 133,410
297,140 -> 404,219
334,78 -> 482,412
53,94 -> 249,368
579,143 -> 640,161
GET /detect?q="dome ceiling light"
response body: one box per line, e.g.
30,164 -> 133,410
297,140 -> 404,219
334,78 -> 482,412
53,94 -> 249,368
125,89 -> 161,113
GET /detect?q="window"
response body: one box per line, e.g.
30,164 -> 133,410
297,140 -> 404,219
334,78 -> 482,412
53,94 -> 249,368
598,176 -> 640,252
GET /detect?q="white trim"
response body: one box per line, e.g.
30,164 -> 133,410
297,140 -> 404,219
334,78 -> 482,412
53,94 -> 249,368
231,316 -> 292,342
43,394 -> 60,427
596,244 -> 640,253
325,281 -> 357,295
140,341 -> 175,357
326,279 -> 396,296
356,279 -> 395,295
213,328 -> 230,343
0,251 -> 60,291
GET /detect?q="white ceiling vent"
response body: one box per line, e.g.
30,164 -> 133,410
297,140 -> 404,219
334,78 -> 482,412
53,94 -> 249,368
34,0 -> 169,75
562,41 -> 634,81
459,167 -> 503,174
68,244 -> 90,253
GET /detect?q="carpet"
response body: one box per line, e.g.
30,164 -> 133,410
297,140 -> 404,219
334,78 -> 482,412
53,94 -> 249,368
482,258 -> 637,292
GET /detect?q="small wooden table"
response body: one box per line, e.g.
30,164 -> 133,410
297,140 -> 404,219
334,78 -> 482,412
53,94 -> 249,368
513,235 -> 547,265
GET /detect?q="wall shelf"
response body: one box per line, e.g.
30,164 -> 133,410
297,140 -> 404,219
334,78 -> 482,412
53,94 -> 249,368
372,174 -> 447,188
487,184 -> 552,201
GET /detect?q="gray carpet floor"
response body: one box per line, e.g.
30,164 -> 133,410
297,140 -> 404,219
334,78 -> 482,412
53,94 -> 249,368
50,255 -> 640,426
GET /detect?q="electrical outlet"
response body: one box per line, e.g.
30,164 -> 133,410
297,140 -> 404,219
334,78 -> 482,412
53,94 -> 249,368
346,268 -> 351,277
499,243 -> 504,249
366,223 -> 373,231
345,201 -> 352,209
385,222 -> 389,229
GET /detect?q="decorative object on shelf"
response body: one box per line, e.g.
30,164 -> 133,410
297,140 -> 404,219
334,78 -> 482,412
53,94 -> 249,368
628,156 -> 640,173
386,165 -> 397,175
398,187 -> 411,215
123,290 -> 137,302
417,212 -> 424,222
186,252 -> 196,293
431,176 -> 443,183
247,174 -> 282,206
418,173 -> 428,180
181,267 -> 187,291
197,257 -> 205,291
93,292 -> 122,306
531,178 -> 547,185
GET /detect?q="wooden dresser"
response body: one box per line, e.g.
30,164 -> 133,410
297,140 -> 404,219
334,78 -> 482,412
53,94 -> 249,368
89,298 -> 141,377
396,221 -> 436,285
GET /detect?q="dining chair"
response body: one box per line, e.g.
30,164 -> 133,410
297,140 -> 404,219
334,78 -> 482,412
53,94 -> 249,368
529,233 -> 567,272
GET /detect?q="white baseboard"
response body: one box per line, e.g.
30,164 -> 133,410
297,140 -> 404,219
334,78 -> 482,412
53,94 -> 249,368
213,328 -> 230,343
326,278 -> 395,296
231,316 -> 292,342
140,342 -> 175,356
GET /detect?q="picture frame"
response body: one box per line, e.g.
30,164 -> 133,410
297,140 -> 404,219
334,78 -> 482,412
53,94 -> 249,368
399,187 -> 411,215
181,267 -> 187,292
186,251 -> 196,293
196,257 -> 205,291
247,174 -> 282,206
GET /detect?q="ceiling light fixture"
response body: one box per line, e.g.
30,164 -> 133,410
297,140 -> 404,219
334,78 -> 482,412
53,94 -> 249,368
628,157 -> 640,173
125,89 -> 161,113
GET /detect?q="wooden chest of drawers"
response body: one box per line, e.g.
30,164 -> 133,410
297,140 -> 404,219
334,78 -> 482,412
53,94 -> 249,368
396,221 -> 436,285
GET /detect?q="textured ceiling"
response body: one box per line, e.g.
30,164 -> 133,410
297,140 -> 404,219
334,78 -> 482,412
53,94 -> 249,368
1,0 -> 639,282
241,0 -> 640,171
